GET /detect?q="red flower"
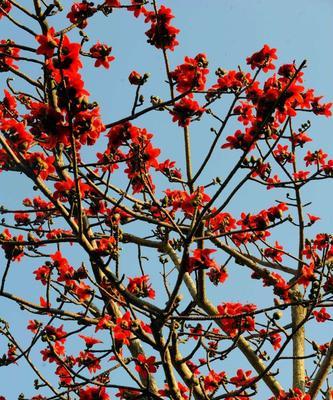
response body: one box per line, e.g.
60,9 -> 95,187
311,96 -> 332,117
26,152 -> 55,180
181,186 -> 210,215
116,388 -> 142,399
43,324 -> 67,344
246,44 -> 277,72
293,170 -> 310,182
260,329 -> 282,350
0,40 -> 20,71
170,97 -> 205,126
313,307 -> 331,323
298,263 -> 315,287
159,382 -> 188,399
233,101 -> 255,125
39,296 -> 51,309
73,281 -> 92,302
291,132 -> 312,147
112,311 -> 132,345
35,27 -> 59,58
27,320 -> 41,334
145,5 -> 180,51
0,119 -> 34,152
135,354 -> 157,378
210,70 -> 252,94
127,275 -> 155,299
95,314 -> 112,332
67,2 -> 96,29
94,236 -> 117,257
72,107 -> 105,145
0,228 -> 24,261
269,388 -> 311,400
50,251 -> 75,282
273,144 -> 295,164
14,212 -> 30,225
54,178 -> 91,202
206,211 -> 236,234
128,0 -> 147,18
33,265 -> 51,285
203,370 -> 226,392
304,149 -> 327,166
264,241 -> 284,263
269,332 -> 282,350
266,174 -> 281,190
90,42 -> 115,69
0,89 -> 17,118
47,35 -> 82,78
189,323 -> 203,340
221,128 -> 256,151
170,53 -> 209,94
188,248 -> 217,273
217,302 -> 257,337
77,351 -> 101,374
307,213 -> 320,224
79,335 -> 103,348
0,0 -> 11,19
79,386 -> 110,400
230,369 -> 255,387
55,364 -> 73,386
105,0 -> 121,6
207,265 -> 228,286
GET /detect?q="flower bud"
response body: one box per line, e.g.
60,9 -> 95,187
128,70 -> 142,85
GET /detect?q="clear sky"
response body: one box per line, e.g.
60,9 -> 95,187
0,1 -> 333,398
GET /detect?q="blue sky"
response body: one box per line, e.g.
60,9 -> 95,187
0,0 -> 333,398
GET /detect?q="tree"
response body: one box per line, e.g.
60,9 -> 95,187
0,0 -> 332,399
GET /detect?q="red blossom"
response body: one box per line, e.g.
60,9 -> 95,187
264,241 -> 284,263
127,275 -> 155,299
0,40 -> 20,71
313,307 -> 331,323
67,2 -> 96,29
188,248 -> 217,273
54,178 -> 91,202
207,265 -> 228,286
293,170 -> 310,182
269,388 -> 311,400
170,53 -> 209,94
159,382 -> 189,399
170,96 -> 205,127
217,302 -> 257,337
79,386 -> 110,400
307,213 -> 320,224
35,27 -> 59,58
230,369 -> 255,387
203,370 -> 226,392
189,323 -> 203,340
112,311 -> 132,345
90,42 -> 115,69
77,351 -> 101,374
135,354 -> 157,378
246,44 -> 277,72
128,0 -> 147,18
0,229 -> 24,261
27,320 -> 41,334
145,5 -> 180,51
79,335 -> 103,348
95,314 -> 112,332
116,388 -> 142,399
0,0 -> 11,19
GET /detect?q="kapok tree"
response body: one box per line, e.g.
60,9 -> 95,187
0,1 -> 332,400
